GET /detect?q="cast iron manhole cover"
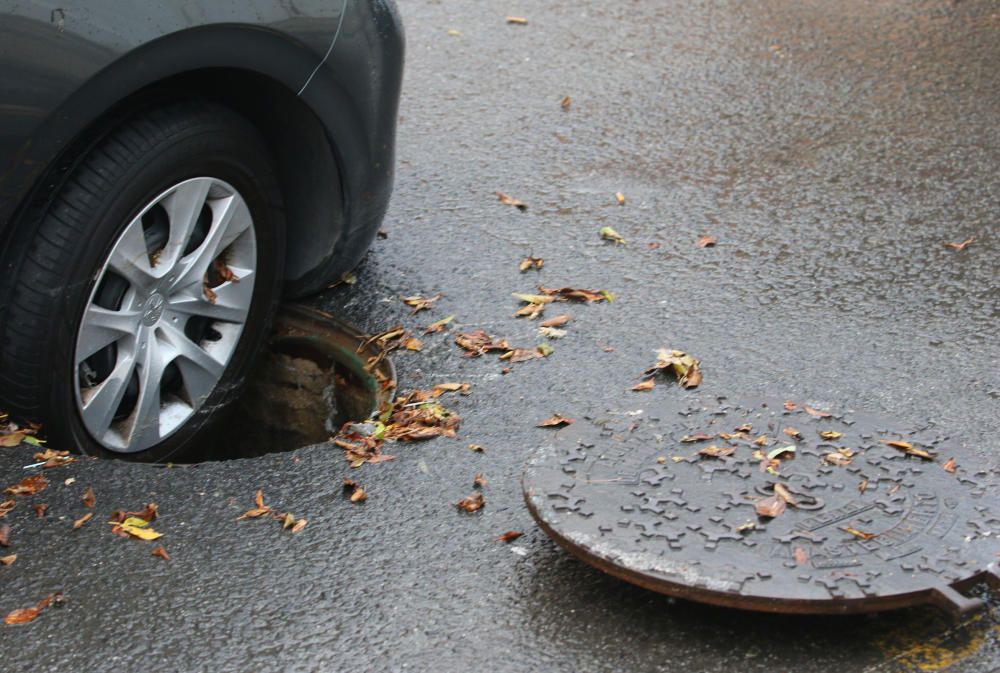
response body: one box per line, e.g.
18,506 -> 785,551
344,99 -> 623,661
523,397 -> 1000,615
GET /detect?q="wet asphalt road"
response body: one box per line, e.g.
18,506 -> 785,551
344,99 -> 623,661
2,1 -> 1000,671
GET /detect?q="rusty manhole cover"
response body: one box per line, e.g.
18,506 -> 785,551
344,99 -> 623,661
523,397 -> 1000,615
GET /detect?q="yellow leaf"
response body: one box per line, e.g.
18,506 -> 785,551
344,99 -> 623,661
120,523 -> 163,540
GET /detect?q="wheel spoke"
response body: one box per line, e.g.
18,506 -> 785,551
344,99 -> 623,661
79,351 -> 136,439
159,179 -> 211,270
165,272 -> 254,325
107,218 -> 157,291
124,329 -> 166,447
159,322 -> 225,402
76,305 -> 140,362
169,194 -> 251,294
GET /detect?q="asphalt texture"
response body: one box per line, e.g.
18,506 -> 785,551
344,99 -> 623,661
2,1 -> 999,671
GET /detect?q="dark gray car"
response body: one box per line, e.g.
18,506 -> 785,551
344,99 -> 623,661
0,1 -> 404,461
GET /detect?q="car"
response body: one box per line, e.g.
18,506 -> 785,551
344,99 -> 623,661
0,1 -> 404,462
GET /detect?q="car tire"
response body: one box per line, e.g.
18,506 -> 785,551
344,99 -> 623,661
0,100 -> 285,462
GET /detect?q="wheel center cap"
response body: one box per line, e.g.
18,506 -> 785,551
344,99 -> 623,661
142,293 -> 166,326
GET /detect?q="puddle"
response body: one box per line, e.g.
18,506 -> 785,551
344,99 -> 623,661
197,305 -> 395,461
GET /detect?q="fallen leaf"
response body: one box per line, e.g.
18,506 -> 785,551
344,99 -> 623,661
823,451 -> 854,466
560,95 -> 571,109
350,488 -> 367,503
519,256 -> 544,272
540,315 -> 571,328
3,592 -> 62,626
81,486 -> 95,508
599,226 -> 625,245
151,546 -> 170,561
499,347 -> 540,363
696,235 -> 717,248
496,191 -> 527,211
127,503 -> 158,522
0,554 -> 15,566
880,439 -> 936,460
755,495 -> 786,518
432,382 -> 472,396
32,449 -> 73,469
513,292 -> 555,305
32,504 -> 47,518
943,457 -> 957,473
0,500 -> 13,518
447,28 -> 461,36
615,191 -> 625,206
783,401 -> 798,412
506,16 -> 528,25
473,473 -> 487,488
238,490 -> 273,520
402,293 -> 442,314
767,445 -> 796,460
290,519 -> 308,533
737,521 -> 757,533
643,348 -> 702,388
538,326 -> 566,339
537,415 -> 573,428
468,444 -> 486,453
498,531 -> 523,543
454,329 -> 510,356
793,546 -> 808,566
535,343 -> 555,357
841,526 -> 876,541
783,427 -> 803,440
456,492 -> 485,513
631,379 -> 655,392
774,483 -> 798,506
72,512 -> 93,529
753,435 -> 770,446
804,405 -> 832,419
858,478 -> 869,493
538,287 -> 614,303
819,431 -> 844,440
944,237 -> 974,251
423,315 -> 455,334
203,281 -> 217,304
698,445 -> 735,458
4,475 -> 47,497
681,433 -> 714,443
403,337 -> 423,351
0,524 -> 9,546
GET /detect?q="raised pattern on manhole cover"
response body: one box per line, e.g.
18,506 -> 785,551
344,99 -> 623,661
523,397 -> 1000,615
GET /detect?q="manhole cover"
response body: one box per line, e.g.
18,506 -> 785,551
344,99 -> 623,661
523,397 -> 1000,615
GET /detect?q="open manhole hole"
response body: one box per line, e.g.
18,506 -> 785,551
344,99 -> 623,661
524,396 -> 1000,615
199,305 -> 395,461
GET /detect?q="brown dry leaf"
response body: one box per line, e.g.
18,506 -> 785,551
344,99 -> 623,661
499,348 -> 539,363
514,303 -> 547,320
498,531 -> 523,543
858,478 -> 869,493
203,281 -> 217,304
281,513 -> 296,530
81,486 -> 95,509
774,483 -> 798,506
783,401 -> 798,412
0,523 -> 9,546
33,504 -> 47,518
560,96 -> 571,109
4,475 -> 47,497
127,503 -> 158,522
755,495 -> 786,518
819,431 -> 844,440
783,427 -> 803,440
212,258 -> 240,283
350,487 -> 367,503
793,546 -> 808,566
753,435 -> 770,447
681,433 -> 714,443
880,439 -> 936,460
422,315 -> 455,334
644,348 -> 702,389
519,256 -> 544,272
804,405 -> 832,419
539,286 -> 614,303
631,379 -> 655,392
432,382 -> 472,396
32,449 -> 73,469
696,235 -> 717,248
4,593 -> 62,626
615,191 -> 626,205
945,238 -> 974,251
473,473 -> 487,488
943,457 -> 957,473
290,519 -> 308,533
402,293 -> 442,314
0,554 -> 15,566
456,492 -> 485,513
238,490 -> 273,520
403,337 -> 423,352
537,415 -> 573,428
381,389 -> 461,442
841,526 -> 876,541
496,191 -> 527,210
0,500 -> 13,518
72,512 -> 93,529
698,445 -> 735,459
454,329 -> 510,357
468,444 -> 486,453
540,315 -> 571,328
506,16 -> 528,25
823,450 -> 855,467
152,546 -> 171,561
